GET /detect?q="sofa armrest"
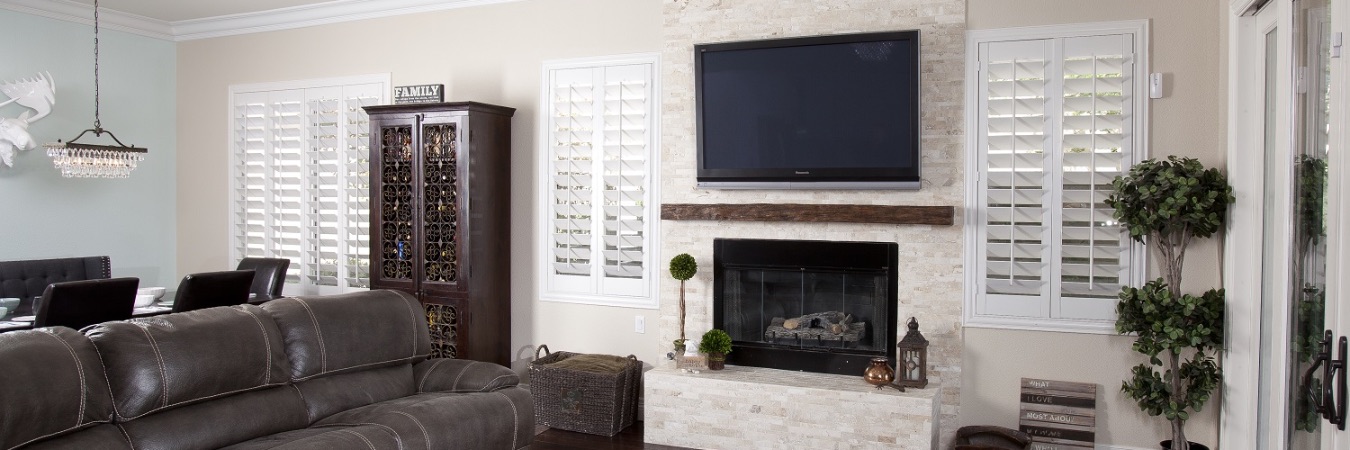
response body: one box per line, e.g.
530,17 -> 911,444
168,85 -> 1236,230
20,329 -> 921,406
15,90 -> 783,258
413,358 -> 520,393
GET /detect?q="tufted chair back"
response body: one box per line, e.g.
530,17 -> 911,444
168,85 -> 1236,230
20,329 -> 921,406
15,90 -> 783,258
0,256 -> 112,302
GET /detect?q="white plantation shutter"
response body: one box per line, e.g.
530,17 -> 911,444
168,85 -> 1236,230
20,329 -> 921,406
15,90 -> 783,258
540,55 -> 659,307
230,75 -> 389,295
967,23 -> 1146,332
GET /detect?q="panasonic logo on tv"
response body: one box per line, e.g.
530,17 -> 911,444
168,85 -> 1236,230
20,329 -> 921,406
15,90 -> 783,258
795,171 -> 810,175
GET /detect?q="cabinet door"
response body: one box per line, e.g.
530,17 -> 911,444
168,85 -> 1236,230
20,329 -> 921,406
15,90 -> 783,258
368,113 -> 420,295
418,113 -> 469,303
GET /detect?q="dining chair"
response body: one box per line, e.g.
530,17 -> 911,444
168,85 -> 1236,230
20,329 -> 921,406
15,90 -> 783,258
171,270 -> 255,313
34,277 -> 140,330
235,257 -> 290,299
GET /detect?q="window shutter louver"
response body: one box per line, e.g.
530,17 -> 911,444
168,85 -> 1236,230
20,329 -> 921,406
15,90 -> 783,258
540,56 -> 658,306
231,76 -> 388,295
968,25 -> 1145,330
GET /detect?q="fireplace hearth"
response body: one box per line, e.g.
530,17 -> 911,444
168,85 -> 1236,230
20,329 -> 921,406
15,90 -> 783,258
713,238 -> 898,376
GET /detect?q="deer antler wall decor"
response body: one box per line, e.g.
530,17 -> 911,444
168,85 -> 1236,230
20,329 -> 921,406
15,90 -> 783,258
0,71 -> 56,167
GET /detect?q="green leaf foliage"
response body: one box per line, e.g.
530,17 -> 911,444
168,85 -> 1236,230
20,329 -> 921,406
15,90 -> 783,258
698,328 -> 732,355
669,253 -> 697,281
1106,156 -> 1235,243
1116,281 -> 1224,436
1297,155 -> 1328,242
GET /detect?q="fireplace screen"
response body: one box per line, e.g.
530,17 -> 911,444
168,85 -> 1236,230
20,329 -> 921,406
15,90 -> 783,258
714,238 -> 898,375
722,268 -> 888,352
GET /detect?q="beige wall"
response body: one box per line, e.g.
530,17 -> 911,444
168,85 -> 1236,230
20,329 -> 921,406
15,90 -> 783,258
965,0 -> 1228,447
176,0 -> 665,371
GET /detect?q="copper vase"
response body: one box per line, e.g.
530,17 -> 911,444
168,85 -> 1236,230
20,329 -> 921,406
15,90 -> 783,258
863,357 -> 895,387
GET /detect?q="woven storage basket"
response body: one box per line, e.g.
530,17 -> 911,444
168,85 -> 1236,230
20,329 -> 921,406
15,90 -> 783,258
529,345 -> 642,436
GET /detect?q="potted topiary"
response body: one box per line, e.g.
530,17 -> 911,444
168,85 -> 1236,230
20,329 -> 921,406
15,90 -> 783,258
699,329 -> 732,370
1107,156 -> 1234,450
669,254 -> 697,354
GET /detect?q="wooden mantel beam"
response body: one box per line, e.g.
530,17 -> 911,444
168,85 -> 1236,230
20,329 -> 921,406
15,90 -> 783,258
660,203 -> 955,226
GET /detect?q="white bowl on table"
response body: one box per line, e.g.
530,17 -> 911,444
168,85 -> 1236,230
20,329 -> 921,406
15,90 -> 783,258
134,294 -> 157,307
137,287 -> 167,303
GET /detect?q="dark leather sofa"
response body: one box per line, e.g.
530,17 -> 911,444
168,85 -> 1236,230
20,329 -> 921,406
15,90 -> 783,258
0,256 -> 111,307
0,289 -> 533,450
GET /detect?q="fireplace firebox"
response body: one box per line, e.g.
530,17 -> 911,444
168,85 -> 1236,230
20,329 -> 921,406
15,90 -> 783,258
713,238 -> 898,376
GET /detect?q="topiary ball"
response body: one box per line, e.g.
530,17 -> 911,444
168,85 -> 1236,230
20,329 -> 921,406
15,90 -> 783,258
669,253 -> 697,281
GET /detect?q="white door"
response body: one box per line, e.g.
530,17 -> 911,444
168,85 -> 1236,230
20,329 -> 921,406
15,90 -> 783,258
1228,0 -> 1348,448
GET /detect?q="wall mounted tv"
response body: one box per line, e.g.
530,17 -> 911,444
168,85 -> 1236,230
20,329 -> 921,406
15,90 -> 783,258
695,30 -> 921,189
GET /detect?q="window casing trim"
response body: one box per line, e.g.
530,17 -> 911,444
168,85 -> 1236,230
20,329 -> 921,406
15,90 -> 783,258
963,21 -> 1149,334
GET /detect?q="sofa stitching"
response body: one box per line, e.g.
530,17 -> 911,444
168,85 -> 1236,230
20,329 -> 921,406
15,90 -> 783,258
239,308 -> 275,384
86,335 -> 125,421
294,297 -> 328,374
325,423 -> 404,450
117,382 -> 291,421
494,391 -> 520,450
401,294 -> 421,360
135,324 -> 170,409
416,359 -> 447,392
392,411 -> 431,448
38,331 -> 89,428
337,429 -> 379,450
289,384 -> 311,422
293,355 -> 430,382
116,423 -> 137,450
450,361 -> 478,391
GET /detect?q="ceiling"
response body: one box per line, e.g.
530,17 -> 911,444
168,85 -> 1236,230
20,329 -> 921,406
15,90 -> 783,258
71,0 -> 339,23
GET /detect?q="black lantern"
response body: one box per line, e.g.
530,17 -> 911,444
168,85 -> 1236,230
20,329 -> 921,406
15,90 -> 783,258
896,317 -> 929,388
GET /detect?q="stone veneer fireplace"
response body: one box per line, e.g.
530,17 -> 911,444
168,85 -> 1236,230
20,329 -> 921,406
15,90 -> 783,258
714,238 -> 899,376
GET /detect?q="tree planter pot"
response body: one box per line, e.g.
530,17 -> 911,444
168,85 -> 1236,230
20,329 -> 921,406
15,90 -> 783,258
1161,440 -> 1210,450
707,352 -> 726,370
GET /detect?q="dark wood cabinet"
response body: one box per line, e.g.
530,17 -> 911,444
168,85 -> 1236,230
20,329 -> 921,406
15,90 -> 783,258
364,102 -> 514,366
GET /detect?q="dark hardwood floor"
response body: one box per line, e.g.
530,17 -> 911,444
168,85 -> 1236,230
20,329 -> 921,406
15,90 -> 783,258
526,422 -> 689,450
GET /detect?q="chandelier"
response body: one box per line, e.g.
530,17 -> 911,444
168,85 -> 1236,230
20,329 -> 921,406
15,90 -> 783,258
43,0 -> 146,179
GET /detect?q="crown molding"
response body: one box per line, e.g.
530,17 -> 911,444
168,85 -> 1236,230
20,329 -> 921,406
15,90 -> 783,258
0,0 -> 174,40
0,0 -> 524,42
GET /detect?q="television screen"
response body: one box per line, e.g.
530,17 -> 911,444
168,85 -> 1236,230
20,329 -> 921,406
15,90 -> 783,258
695,31 -> 921,189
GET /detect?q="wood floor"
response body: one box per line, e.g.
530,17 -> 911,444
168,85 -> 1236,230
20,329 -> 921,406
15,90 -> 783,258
526,422 -> 689,450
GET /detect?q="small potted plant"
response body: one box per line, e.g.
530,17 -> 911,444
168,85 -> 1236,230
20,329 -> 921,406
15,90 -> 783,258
699,329 -> 732,370
1107,156 -> 1233,450
669,254 -> 697,354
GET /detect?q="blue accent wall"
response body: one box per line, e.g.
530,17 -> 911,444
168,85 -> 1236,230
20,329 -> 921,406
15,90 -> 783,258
0,10 -> 177,287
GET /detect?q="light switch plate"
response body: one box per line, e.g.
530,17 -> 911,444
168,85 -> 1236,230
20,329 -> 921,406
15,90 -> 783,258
635,315 -> 646,334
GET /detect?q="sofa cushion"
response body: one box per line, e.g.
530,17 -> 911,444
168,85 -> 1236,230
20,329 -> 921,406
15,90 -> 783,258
314,388 -> 535,450
293,364 -> 415,423
219,424 -> 405,450
83,304 -> 291,421
0,256 -> 110,301
262,290 -> 431,381
117,386 -> 308,450
0,327 -> 116,450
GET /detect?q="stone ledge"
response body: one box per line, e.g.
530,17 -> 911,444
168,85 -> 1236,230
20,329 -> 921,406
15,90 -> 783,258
644,365 -> 939,449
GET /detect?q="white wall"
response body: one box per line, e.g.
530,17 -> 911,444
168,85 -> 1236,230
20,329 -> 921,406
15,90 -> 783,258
963,0 -> 1229,447
174,0 -> 664,371
0,10 -> 177,287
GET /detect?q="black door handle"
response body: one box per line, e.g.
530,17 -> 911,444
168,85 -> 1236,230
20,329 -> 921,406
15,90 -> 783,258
1302,330 -> 1348,430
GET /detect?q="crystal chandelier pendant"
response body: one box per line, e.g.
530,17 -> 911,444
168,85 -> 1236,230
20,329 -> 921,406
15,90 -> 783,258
41,0 -> 147,179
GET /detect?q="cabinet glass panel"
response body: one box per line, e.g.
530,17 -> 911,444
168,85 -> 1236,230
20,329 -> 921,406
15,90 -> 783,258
380,125 -> 414,281
422,122 -> 460,284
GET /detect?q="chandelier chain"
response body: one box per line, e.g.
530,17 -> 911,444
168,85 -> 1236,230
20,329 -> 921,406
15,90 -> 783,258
93,0 -> 101,131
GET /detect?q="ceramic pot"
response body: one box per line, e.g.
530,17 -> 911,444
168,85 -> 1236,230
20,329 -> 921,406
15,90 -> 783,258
1160,440 -> 1210,450
863,357 -> 896,386
707,352 -> 726,370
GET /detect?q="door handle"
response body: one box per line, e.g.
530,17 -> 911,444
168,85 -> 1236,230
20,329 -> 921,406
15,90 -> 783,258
1301,330 -> 1348,430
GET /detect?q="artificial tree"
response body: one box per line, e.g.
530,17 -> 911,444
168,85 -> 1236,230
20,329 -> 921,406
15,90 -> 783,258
669,254 -> 697,352
1106,156 -> 1234,450
699,328 -> 732,370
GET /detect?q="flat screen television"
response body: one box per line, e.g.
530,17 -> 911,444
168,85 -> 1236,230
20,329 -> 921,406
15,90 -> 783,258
695,30 -> 921,189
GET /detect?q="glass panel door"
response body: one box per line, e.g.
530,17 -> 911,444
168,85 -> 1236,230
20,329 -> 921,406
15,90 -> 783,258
1287,0 -> 1335,446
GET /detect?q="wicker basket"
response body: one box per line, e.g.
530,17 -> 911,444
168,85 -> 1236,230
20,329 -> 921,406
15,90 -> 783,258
529,345 -> 642,436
